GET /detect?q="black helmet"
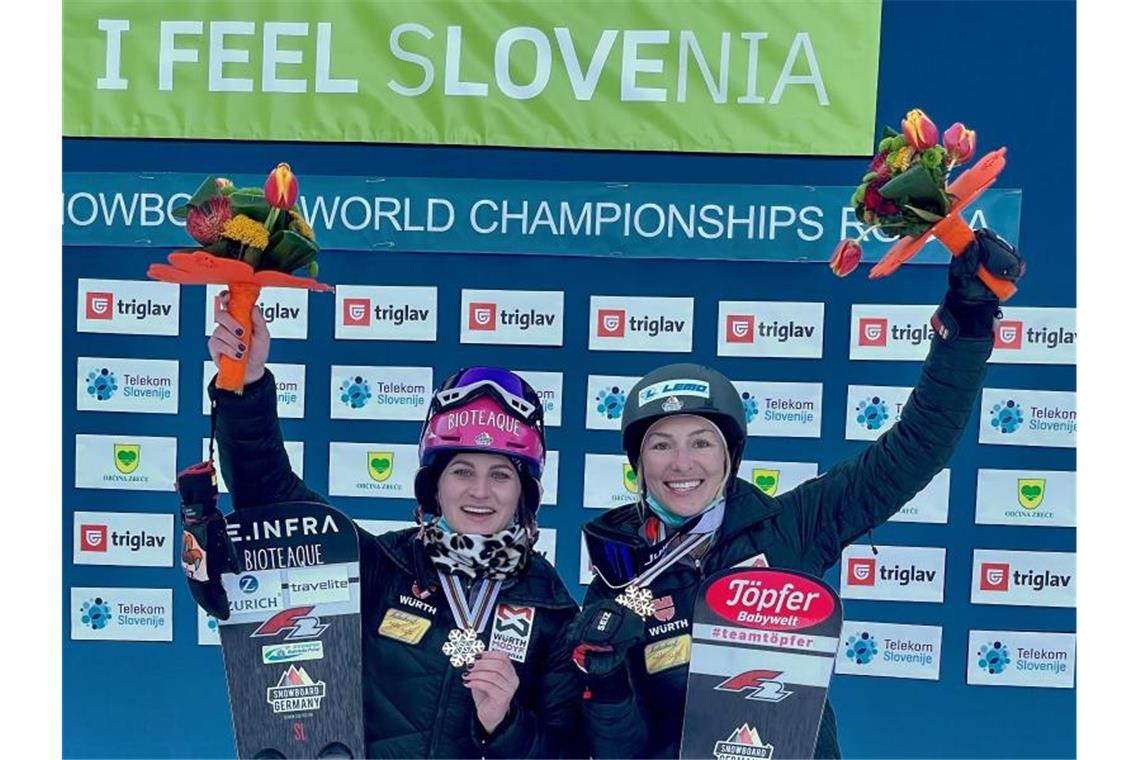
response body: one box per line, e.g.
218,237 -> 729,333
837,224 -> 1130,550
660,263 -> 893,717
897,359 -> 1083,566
621,363 -> 747,477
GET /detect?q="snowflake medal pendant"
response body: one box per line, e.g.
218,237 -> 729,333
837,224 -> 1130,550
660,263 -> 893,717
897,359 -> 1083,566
615,585 -> 656,620
442,627 -> 486,668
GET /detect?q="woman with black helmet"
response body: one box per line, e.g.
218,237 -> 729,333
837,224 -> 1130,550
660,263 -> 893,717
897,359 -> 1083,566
568,228 -> 1026,759
185,293 -> 584,758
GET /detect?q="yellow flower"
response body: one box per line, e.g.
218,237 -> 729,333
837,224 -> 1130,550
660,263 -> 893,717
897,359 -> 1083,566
289,209 -> 315,241
888,146 -> 915,171
222,214 -> 269,249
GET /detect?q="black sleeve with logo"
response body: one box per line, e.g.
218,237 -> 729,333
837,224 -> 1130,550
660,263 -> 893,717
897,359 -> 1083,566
778,331 -> 994,570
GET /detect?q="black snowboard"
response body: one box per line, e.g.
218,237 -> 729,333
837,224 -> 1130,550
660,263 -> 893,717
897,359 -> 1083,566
680,568 -> 843,760
218,502 -> 364,759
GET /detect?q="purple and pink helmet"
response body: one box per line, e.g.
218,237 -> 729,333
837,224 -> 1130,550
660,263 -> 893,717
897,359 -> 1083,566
414,367 -> 547,518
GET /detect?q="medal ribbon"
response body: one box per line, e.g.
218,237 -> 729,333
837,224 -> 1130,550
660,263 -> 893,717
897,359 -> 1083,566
437,571 -> 502,634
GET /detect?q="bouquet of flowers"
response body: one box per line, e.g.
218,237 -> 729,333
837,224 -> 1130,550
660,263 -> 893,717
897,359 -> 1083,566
830,109 -> 980,278
148,163 -> 332,393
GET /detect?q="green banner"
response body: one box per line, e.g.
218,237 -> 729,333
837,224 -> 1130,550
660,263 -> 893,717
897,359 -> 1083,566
64,0 -> 882,155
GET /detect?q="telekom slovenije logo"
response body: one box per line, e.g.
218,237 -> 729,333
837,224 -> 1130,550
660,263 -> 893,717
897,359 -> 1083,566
469,302 -> 497,330
979,562 -> 1011,591
86,291 -> 114,320
725,315 -> 755,343
343,298 -> 370,326
596,309 -> 626,338
80,524 -> 108,552
994,320 -> 1024,350
858,318 -> 889,347
847,558 -> 876,586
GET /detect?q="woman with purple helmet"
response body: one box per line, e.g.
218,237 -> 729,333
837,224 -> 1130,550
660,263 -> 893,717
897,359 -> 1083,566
186,294 -> 583,758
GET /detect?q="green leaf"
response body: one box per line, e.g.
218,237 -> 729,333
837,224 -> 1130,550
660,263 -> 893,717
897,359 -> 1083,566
229,192 -> 272,223
307,261 -> 319,279
242,246 -> 263,269
862,171 -> 879,183
904,204 -> 945,223
879,164 -> 944,202
172,176 -> 220,219
264,230 -> 319,273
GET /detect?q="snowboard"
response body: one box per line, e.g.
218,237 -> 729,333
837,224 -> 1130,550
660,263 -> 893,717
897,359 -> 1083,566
217,502 -> 364,759
679,567 -> 843,760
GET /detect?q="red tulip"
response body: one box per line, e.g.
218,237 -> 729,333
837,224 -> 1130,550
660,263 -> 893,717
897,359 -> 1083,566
264,162 -> 298,209
942,122 -> 977,165
901,109 -> 939,150
830,239 -> 862,278
186,195 -> 232,245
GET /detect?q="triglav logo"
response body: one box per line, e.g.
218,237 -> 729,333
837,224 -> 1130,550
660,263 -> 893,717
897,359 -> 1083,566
86,291 -> 114,320
469,302 -> 497,331
79,597 -> 113,630
751,468 -> 780,497
594,385 -> 628,421
725,315 -> 754,343
339,376 -> 372,409
976,641 -> 1011,674
1018,479 -> 1045,509
343,298 -> 370,326
113,444 -> 140,474
858,318 -> 888,347
847,558 -> 875,586
85,368 -> 119,401
989,400 -> 1024,434
80,524 -> 108,552
367,452 -> 393,483
994,320 -> 1024,350
854,397 -> 890,431
597,309 -> 625,338
979,563 -> 1010,591
845,632 -> 879,665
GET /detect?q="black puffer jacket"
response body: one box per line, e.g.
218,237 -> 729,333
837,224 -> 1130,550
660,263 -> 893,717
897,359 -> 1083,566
199,372 -> 585,759
580,331 -> 994,759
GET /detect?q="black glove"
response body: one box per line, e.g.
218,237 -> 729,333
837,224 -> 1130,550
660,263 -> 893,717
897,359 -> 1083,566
569,598 -> 645,677
933,227 -> 1026,341
178,460 -> 243,619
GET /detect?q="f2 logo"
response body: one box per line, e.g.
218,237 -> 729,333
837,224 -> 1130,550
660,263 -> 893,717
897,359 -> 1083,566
86,292 -> 114,320
343,298 -> 371,326
715,670 -> 793,703
597,309 -> 626,338
80,524 -> 108,552
469,302 -> 497,331
858,318 -> 889,347
847,558 -> 876,586
994,320 -> 1024,350
980,562 -> 1011,591
252,606 -> 328,640
725,315 -> 755,343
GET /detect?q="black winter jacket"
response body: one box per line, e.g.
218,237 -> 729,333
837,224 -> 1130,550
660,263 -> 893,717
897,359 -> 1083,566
198,372 -> 585,759
580,332 -> 994,759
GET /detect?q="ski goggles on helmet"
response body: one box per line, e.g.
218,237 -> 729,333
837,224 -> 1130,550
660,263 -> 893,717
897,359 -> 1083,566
431,367 -> 544,426
582,519 -> 674,589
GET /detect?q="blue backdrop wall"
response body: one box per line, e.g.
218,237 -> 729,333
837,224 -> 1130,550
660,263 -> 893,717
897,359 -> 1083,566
62,1 -> 1076,757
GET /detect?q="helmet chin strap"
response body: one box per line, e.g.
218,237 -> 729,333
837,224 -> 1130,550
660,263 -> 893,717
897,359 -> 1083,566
637,423 -> 733,530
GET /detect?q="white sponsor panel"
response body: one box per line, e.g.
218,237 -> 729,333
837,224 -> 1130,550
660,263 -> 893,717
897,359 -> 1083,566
971,549 -> 1075,608
967,630 -> 1075,688
845,385 -> 912,441
583,453 -> 638,509
224,570 -> 285,616
840,544 -> 946,603
73,511 -> 173,567
201,361 -> 306,418
203,439 -> 304,494
286,566 -> 351,605
541,451 -> 559,506
717,301 -> 826,358
979,388 -> 1076,448
77,278 -> 180,336
71,587 -> 173,642
205,284 -> 309,340
534,528 -> 557,564
975,469 -> 1076,528
329,365 -> 432,421
514,370 -> 563,427
460,289 -> 565,346
888,469 -> 951,524
355,519 -> 416,536
834,621 -> 942,681
198,606 -> 221,646
579,533 -> 594,585
334,285 -> 438,341
77,357 -> 179,414
75,434 -> 177,492
585,375 -> 639,431
733,381 -> 823,438
739,460 -> 818,497
329,442 -> 418,499
989,307 -> 1077,365
588,296 -> 694,352
848,304 -> 937,361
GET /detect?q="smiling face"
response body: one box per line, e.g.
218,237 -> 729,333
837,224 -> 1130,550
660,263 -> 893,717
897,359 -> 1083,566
639,414 -> 728,518
436,452 -> 522,534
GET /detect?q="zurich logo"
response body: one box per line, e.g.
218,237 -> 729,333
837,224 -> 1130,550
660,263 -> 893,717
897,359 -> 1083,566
239,575 -> 260,594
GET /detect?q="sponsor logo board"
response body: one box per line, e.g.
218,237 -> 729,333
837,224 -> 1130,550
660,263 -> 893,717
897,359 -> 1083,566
329,443 -> 418,498
514,370 -> 563,428
583,453 -> 637,509
75,434 -> 177,491
77,357 -> 179,414
71,587 -> 173,642
840,545 -> 946,603
979,388 -> 1076,448
845,385 -> 912,441
966,629 -> 1075,688
974,469 -> 1076,527
718,301 -> 825,358
73,511 -> 173,566
204,439 -> 303,494
835,620 -> 942,680
460,289 -> 564,346
77,279 -> 180,335
334,285 -> 437,341
203,361 -> 306,418
330,365 -> 432,421
971,550 -> 1075,608
888,469 -> 951,524
588,296 -> 693,352
733,381 -> 823,438
586,375 -> 639,431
